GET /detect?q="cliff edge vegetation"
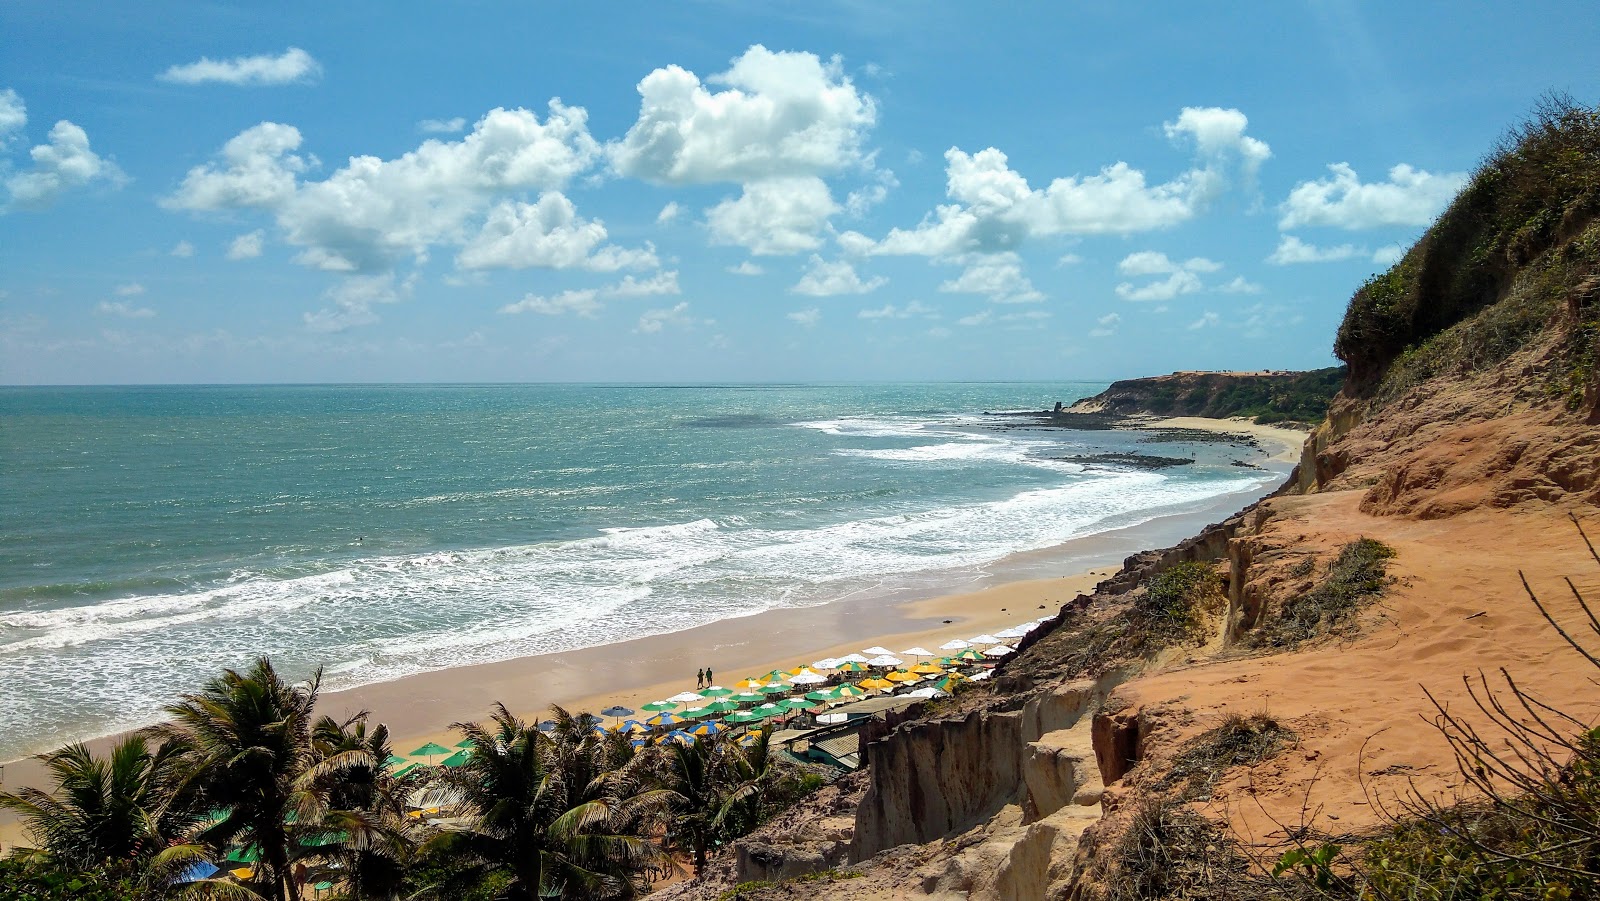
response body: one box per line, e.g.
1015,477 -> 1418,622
1067,368 -> 1345,425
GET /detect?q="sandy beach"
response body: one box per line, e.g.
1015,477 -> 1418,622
0,418 -> 1308,848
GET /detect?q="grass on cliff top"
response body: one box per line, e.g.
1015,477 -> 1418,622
1159,713 -> 1297,802
1248,538 -> 1395,651
1034,561 -> 1227,680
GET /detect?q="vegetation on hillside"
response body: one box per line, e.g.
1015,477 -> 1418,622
1337,95 -> 1600,397
1247,538 -> 1396,650
1084,368 -> 1346,424
0,659 -> 814,900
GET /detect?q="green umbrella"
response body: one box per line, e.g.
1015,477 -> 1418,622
683,706 -> 720,719
723,710 -> 764,724
757,683 -> 789,695
641,700 -> 678,713
730,691 -> 765,704
805,689 -> 838,701
932,674 -> 967,692
833,683 -> 867,698
699,699 -> 741,714
956,648 -> 983,661
699,685 -> 734,697
453,738 -> 476,749
439,749 -> 473,768
408,742 -> 453,764
385,754 -> 409,769
225,846 -> 260,864
752,703 -> 785,719
777,698 -> 817,711
835,661 -> 869,672
393,763 -> 421,779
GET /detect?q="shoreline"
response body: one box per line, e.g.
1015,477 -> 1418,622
0,417 -> 1307,846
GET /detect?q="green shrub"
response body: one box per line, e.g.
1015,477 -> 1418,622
1137,561 -> 1225,647
1250,539 -> 1395,649
1160,713 -> 1296,801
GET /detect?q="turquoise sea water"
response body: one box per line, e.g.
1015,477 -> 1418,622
0,383 -> 1284,758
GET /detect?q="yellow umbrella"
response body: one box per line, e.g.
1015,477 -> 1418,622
733,678 -> 766,690
886,670 -> 922,683
858,677 -> 894,690
910,662 -> 944,674
231,867 -> 255,881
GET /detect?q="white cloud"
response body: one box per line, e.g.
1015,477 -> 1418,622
1114,251 -> 1219,301
1372,243 -> 1405,265
1218,275 -> 1262,294
1089,311 -> 1120,337
845,170 -> 896,217
1188,311 -> 1220,330
499,288 -> 601,317
706,176 -> 839,255
1057,252 -> 1083,267
303,273 -> 412,332
1267,234 -> 1362,265
457,193 -> 655,271
727,260 -> 765,276
938,253 -> 1043,303
159,47 -> 322,86
418,117 -> 466,134
1279,162 -> 1466,230
635,301 -> 691,333
787,307 -> 821,328
0,88 -> 25,145
4,120 -> 125,209
607,270 -> 680,297
610,44 -> 876,184
170,240 -> 196,258
656,201 -> 680,223
227,229 -> 264,260
858,300 -> 936,320
96,300 -> 154,318
957,310 -> 992,326
113,282 -> 145,296
164,122 -> 309,211
792,255 -> 885,296
863,107 -> 1268,258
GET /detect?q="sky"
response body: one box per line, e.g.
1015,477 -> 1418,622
2,2 -> 1597,385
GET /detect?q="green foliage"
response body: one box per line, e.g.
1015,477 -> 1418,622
1160,713 -> 1295,801
1136,561 -> 1224,648
714,869 -> 864,901
1250,539 -> 1395,649
0,858 -> 156,901
1337,95 -> 1600,391
1274,843 -> 1346,893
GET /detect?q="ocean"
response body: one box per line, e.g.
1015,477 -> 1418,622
0,383 -> 1287,759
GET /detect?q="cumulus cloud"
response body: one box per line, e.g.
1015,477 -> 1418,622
727,260 -> 764,276
607,270 -> 680,297
1114,252 -> 1220,301
498,288 -> 601,317
227,229 -> 264,260
858,300 -> 936,320
1267,235 -> 1362,265
4,120 -> 125,210
303,273 -> 413,332
1089,312 -> 1121,337
856,107 -> 1269,258
1188,311 -> 1220,330
159,47 -> 322,86
656,201 -> 680,223
845,170 -> 896,217
113,282 -> 145,296
938,253 -> 1043,303
170,240 -> 196,258
787,307 -> 821,328
1279,162 -> 1466,230
164,122 -> 309,211
96,300 -> 155,318
610,44 -> 876,184
0,89 -> 25,145
1218,275 -> 1263,294
791,255 -> 885,296
457,193 -> 656,271
1372,243 -> 1405,265
706,176 -> 839,255
635,301 -> 692,333
418,117 -> 466,134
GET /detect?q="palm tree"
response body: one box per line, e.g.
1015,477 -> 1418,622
306,713 -> 422,901
0,736 -> 199,873
651,735 -> 730,877
420,703 -> 664,899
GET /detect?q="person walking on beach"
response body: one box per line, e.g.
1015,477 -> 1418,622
705,666 -> 714,686
697,668 -> 705,688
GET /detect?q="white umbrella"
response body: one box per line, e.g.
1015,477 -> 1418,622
968,634 -> 1001,645
815,712 -> 849,725
789,671 -> 828,685
866,654 -> 902,667
994,627 -> 1028,640
939,639 -> 971,651
668,691 -> 705,704
904,687 -> 946,699
970,670 -> 993,681
900,646 -> 933,658
861,646 -> 895,656
983,644 -> 1016,657
835,653 -> 870,664
810,658 -> 838,671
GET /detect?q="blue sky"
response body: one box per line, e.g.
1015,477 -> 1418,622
2,2 -> 1596,385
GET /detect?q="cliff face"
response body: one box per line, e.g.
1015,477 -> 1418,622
1066,368 -> 1344,425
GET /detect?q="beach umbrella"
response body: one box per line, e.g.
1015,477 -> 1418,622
910,662 -> 944,674
668,691 -> 706,706
724,710 -> 763,724
833,683 -> 868,698
932,673 -> 967,692
231,867 -> 255,881
683,706 -> 718,720
904,687 -> 944,699
453,738 -> 477,750
641,700 -> 678,713
700,699 -> 741,714
858,677 -> 894,690
810,658 -> 838,671
805,689 -> 838,702
393,763 -> 421,779
601,705 -> 634,719
789,671 -> 827,685
699,685 -> 734,697
535,719 -> 559,732
995,626 -> 1029,640
886,670 -> 922,683
861,646 -> 894,656
646,711 -> 686,726
658,730 -> 695,746
385,754 -> 409,769
955,648 -> 984,661
759,669 -> 787,682
835,653 -> 870,664
753,703 -> 785,719
778,697 -> 817,711
866,654 -> 902,668
757,683 -> 790,695
968,634 -> 1001,645
687,721 -> 723,736
730,691 -> 766,704
408,742 -> 452,764
971,670 -> 993,681
439,749 -> 473,768
835,661 -> 869,673
225,846 -> 261,864
900,647 -> 933,658
939,639 -> 971,651
984,644 -> 1016,657
630,738 -> 649,749
733,678 -> 766,689
617,719 -> 648,734
176,862 -> 219,884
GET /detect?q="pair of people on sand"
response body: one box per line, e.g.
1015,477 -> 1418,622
696,667 -> 715,688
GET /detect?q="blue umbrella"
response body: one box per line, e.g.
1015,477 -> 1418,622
176,861 -> 219,883
601,705 -> 634,718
